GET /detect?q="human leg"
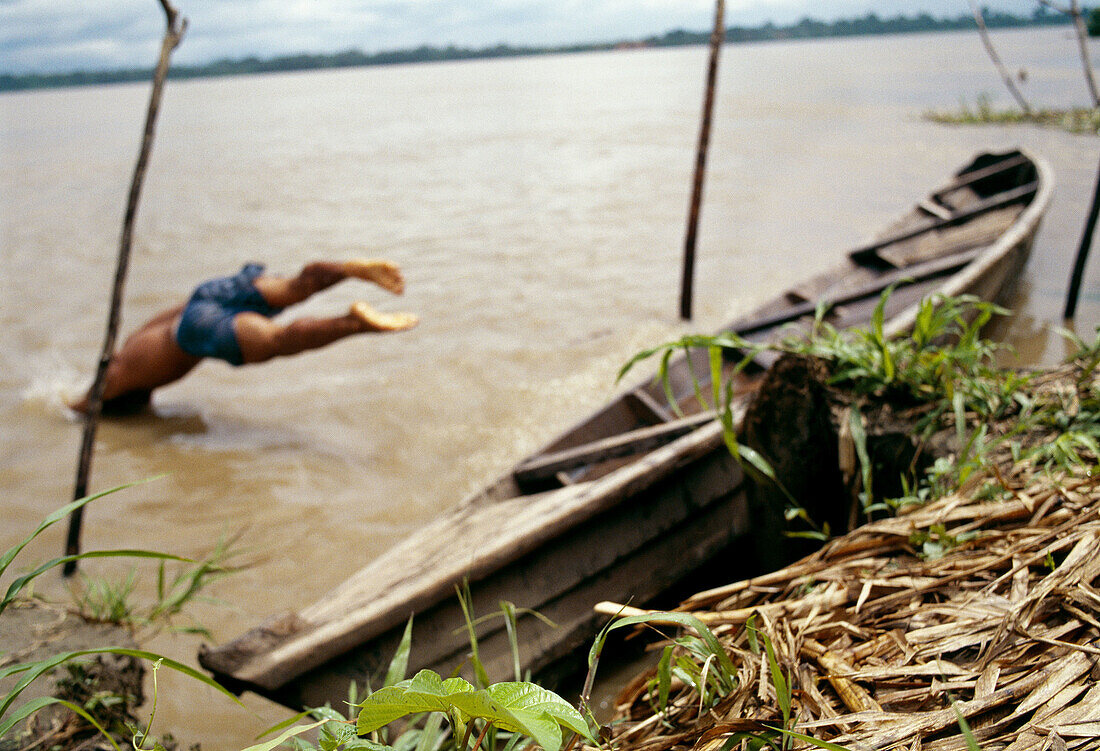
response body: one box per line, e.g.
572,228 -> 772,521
232,303 -> 418,364
252,259 -> 405,309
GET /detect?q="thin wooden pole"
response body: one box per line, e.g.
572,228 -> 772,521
64,0 -> 187,577
968,0 -> 1032,116
1038,0 -> 1100,107
1064,150 -> 1100,319
680,0 -> 725,321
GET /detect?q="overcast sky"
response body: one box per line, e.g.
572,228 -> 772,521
0,0 -> 1041,75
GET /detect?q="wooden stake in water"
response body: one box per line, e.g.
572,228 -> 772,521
65,0 -> 187,577
680,0 -> 725,321
1064,150 -> 1100,319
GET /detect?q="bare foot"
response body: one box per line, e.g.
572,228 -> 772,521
344,258 -> 405,295
350,302 -> 419,332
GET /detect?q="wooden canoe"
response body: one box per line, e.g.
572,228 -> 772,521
199,149 -> 1053,709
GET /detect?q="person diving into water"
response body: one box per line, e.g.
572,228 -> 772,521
70,259 -> 418,414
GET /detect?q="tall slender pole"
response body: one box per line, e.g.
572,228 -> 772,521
1064,150 -> 1100,319
968,0 -> 1033,115
680,0 -> 725,321
1037,0 -> 1100,107
64,0 -> 187,577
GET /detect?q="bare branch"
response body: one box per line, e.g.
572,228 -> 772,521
1036,0 -> 1100,106
65,0 -> 188,576
968,0 -> 1033,115
1036,0 -> 1071,14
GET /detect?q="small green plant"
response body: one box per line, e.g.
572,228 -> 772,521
357,670 -> 592,751
746,623 -> 794,751
908,523 -> 979,560
72,568 -> 138,624
0,484 -> 243,748
586,608 -> 737,719
244,606 -> 595,751
622,292 -> 1018,521
625,293 -> 1100,531
69,532 -> 243,638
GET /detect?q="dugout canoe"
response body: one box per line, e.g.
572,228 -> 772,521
200,148 -> 1053,709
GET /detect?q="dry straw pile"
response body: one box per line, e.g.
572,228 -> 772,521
601,462 -> 1100,751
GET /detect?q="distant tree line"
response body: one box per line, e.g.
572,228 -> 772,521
0,8 -> 1082,93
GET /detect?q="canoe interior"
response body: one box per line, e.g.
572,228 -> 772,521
199,149 -> 1048,710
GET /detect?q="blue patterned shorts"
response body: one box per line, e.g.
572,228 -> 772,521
174,263 -> 283,366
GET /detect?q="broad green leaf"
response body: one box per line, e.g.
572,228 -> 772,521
357,670 -> 475,735
343,739 -> 393,751
485,682 -> 591,740
447,690 -> 548,745
356,670 -> 589,751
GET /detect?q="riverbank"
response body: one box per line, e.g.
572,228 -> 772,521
602,462 -> 1099,749
0,602 -> 145,751
595,347 -> 1100,750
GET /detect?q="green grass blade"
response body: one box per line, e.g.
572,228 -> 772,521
765,726 -> 853,751
384,617 -> 415,688
709,345 -> 723,411
498,602 -> 522,683
413,709 -> 445,751
0,647 -> 242,720
951,702 -> 982,751
238,719 -> 329,751
587,612 -> 736,689
848,406 -> 872,512
2,550 -> 191,614
0,696 -> 124,750
255,709 -> 314,740
54,697 -> 126,751
455,583 -> 491,689
656,646 -> 673,711
765,645 -> 789,720
0,480 -> 155,578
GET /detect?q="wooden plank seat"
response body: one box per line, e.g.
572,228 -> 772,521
849,181 -> 1038,267
513,411 -> 718,486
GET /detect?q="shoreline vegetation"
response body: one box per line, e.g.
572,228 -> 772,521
0,8 -> 1078,93
926,97 -> 1100,135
